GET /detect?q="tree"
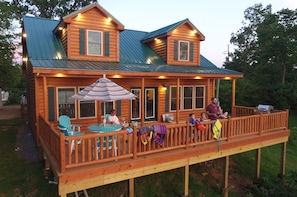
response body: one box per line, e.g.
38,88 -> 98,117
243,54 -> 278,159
0,1 -> 24,103
0,1 -> 20,90
11,0 -> 96,19
224,4 -> 297,110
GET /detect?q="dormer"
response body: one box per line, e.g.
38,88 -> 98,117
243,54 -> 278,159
142,19 -> 205,66
53,3 -> 124,62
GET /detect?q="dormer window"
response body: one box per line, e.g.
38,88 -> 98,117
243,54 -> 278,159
179,41 -> 189,61
174,40 -> 193,62
87,30 -> 102,56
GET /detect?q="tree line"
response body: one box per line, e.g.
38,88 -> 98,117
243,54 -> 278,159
220,4 -> 297,112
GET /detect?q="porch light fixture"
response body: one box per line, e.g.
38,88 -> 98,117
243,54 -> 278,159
158,76 -> 166,79
162,85 -> 167,91
106,17 -> 112,23
22,57 -> 28,62
224,77 -> 231,80
191,30 -> 197,35
58,27 -> 63,30
194,76 -> 201,79
56,73 -> 65,77
23,33 -> 27,38
112,75 -> 121,78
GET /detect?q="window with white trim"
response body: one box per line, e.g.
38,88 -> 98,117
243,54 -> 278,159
131,88 -> 141,120
170,86 -> 181,111
169,85 -> 205,111
78,87 -> 96,118
101,101 -> 114,116
183,86 -> 193,110
57,87 -> 76,118
195,86 -> 205,109
179,41 -> 189,61
87,30 -> 102,56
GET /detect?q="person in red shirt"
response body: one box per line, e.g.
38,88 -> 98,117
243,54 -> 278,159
206,97 -> 228,120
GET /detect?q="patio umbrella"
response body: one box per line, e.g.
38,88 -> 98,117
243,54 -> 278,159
71,74 -> 136,121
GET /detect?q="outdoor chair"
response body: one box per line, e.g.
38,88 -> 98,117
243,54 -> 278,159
104,114 -> 110,123
58,115 -> 82,134
58,115 -> 85,153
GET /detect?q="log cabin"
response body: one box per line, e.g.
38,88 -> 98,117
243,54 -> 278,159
21,2 -> 290,197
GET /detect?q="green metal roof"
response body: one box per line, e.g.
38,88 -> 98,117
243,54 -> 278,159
22,15 -> 243,76
23,16 -> 66,60
29,59 -> 239,75
142,19 -> 205,41
120,30 -> 165,64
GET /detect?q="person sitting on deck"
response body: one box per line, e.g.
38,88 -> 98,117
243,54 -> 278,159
200,112 -> 210,122
107,109 -> 120,125
189,113 -> 206,131
206,97 -> 228,120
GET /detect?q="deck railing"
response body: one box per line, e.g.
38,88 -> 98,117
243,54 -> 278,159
38,107 -> 289,173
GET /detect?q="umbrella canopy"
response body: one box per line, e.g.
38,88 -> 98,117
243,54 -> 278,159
71,75 -> 136,102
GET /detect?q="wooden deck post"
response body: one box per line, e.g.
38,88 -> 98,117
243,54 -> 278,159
231,79 -> 236,117
129,178 -> 134,197
280,142 -> 287,184
176,78 -> 180,124
255,148 -> 261,179
184,164 -> 189,197
224,156 -> 229,197
141,78 -> 145,126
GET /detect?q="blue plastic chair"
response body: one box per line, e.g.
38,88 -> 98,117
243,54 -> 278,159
104,114 -> 110,123
58,115 -> 82,136
58,115 -> 84,153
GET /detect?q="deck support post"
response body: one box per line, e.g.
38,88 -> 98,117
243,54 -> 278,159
129,178 -> 134,197
183,164 -> 189,197
279,142 -> 287,184
223,156 -> 230,197
255,148 -> 261,179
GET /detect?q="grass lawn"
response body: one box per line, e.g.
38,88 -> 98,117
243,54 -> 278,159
0,114 -> 296,197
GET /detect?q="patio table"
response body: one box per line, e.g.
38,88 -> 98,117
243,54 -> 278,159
88,124 -> 122,133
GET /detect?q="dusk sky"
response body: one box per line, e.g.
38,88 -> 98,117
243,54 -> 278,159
98,0 -> 297,67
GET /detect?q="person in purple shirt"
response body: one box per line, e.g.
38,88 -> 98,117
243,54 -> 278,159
206,97 -> 228,120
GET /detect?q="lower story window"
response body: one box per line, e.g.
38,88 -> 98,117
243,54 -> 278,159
101,101 -> 114,115
169,85 -> 205,111
57,87 -> 76,118
131,89 -> 141,119
79,87 -> 96,118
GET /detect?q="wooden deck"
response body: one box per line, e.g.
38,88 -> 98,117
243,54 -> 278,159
39,106 -> 290,196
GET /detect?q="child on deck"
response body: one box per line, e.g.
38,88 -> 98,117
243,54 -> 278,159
189,113 -> 206,131
200,112 -> 210,122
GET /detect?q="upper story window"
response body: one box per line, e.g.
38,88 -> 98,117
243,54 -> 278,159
179,41 -> 189,61
87,30 -> 102,56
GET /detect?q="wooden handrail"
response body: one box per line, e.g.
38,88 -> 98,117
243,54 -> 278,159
38,109 -> 289,174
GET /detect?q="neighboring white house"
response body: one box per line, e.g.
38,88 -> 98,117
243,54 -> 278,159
1,90 -> 9,102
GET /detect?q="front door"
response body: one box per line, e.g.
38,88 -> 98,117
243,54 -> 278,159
131,88 -> 157,121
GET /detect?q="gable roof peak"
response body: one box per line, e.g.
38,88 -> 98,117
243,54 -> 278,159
61,2 -> 124,30
142,18 -> 205,42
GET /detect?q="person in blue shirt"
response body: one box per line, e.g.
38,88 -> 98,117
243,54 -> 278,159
189,113 -> 200,124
